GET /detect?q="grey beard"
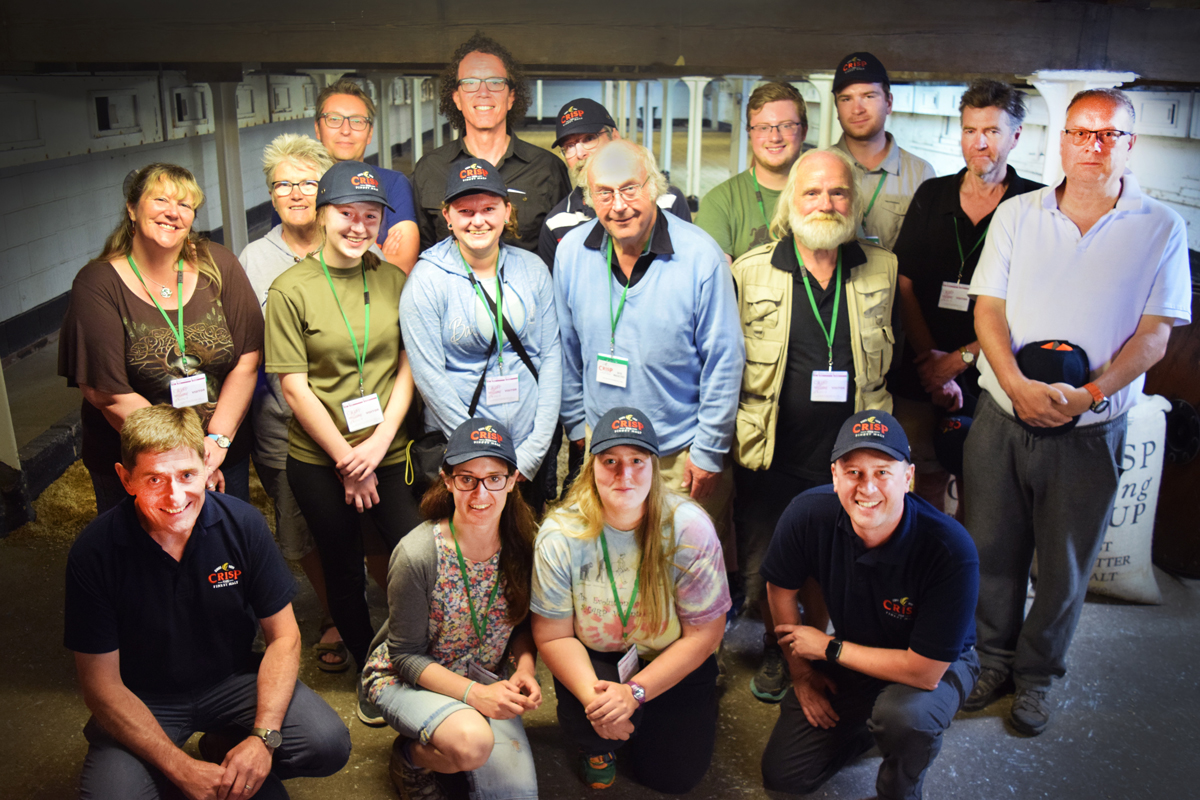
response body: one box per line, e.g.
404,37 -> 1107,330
791,212 -> 855,251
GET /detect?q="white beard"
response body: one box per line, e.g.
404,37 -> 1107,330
791,210 -> 855,251
570,159 -> 589,189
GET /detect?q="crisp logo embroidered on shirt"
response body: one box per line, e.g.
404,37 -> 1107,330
208,562 -> 242,588
882,596 -> 914,619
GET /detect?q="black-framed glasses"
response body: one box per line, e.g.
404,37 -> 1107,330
1062,128 -> 1133,147
457,77 -> 511,93
450,473 -> 509,492
592,177 -> 651,205
319,113 -> 372,131
748,121 -> 802,137
271,180 -> 320,197
561,133 -> 603,157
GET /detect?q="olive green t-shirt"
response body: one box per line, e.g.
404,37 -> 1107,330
264,256 -> 409,467
694,170 -> 779,261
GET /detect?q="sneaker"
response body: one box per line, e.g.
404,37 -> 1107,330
1010,687 -> 1051,736
581,751 -> 616,789
390,736 -> 447,800
750,636 -> 790,703
963,666 -> 1013,712
357,674 -> 386,727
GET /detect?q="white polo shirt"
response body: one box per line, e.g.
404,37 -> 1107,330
970,170 -> 1192,424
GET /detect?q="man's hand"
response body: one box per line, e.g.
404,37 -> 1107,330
680,455 -> 719,500
1050,383 -> 1094,418
915,349 -> 967,393
794,670 -> 840,729
585,680 -> 639,727
776,623 -> 834,662
1007,377 -> 1075,427
931,381 -> 964,412
218,737 -> 273,800
175,758 -> 228,800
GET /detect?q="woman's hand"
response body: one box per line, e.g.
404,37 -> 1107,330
585,680 -> 639,727
509,668 -> 543,707
335,433 -> 390,482
466,680 -> 538,720
203,436 -> 229,471
342,471 -> 380,512
206,467 -> 226,493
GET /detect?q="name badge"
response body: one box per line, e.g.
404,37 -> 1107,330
597,354 -> 629,388
938,282 -> 971,312
485,374 -> 520,405
811,371 -> 849,403
170,374 -> 209,408
342,393 -> 385,432
467,660 -> 500,686
617,646 -> 640,683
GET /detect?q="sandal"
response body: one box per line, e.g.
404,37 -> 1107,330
314,639 -> 351,673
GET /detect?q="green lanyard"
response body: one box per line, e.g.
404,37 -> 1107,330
863,171 -> 887,219
952,217 -> 990,284
448,520 -> 503,646
127,256 -> 190,374
604,235 -> 651,355
457,244 -> 505,370
319,251 -> 370,397
795,242 -> 843,371
599,530 -> 640,633
749,165 -> 772,231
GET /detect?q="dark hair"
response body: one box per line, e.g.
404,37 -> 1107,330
1067,88 -> 1136,124
420,466 -> 536,624
439,32 -> 531,134
315,78 -> 377,122
959,79 -> 1028,125
747,81 -> 808,130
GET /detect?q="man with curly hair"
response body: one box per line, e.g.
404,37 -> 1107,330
412,32 -> 570,253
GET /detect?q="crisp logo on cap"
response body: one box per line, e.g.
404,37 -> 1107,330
470,424 -> 503,443
351,170 -> 379,188
853,416 -> 889,437
843,57 -> 869,73
460,162 -> 489,181
560,105 -> 585,126
611,414 -> 644,433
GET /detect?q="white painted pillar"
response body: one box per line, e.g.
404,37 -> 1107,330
660,78 -> 675,179
1029,70 -> 1138,186
411,77 -> 425,162
536,79 -> 543,121
433,78 -> 446,147
604,81 -> 615,117
212,82 -> 247,255
807,73 -> 837,150
734,77 -> 757,174
683,77 -> 709,198
370,74 -> 394,171
641,82 -> 653,150
617,81 -> 629,138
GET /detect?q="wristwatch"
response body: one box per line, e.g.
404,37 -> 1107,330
1084,382 -> 1110,414
959,346 -> 976,366
825,637 -> 844,663
206,433 -> 232,449
251,727 -> 282,750
627,681 -> 647,706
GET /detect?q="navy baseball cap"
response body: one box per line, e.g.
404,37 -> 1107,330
590,407 -> 660,456
443,158 -> 509,203
831,410 -> 910,463
1014,340 -> 1091,436
833,52 -> 891,94
443,418 -> 519,469
553,98 -> 617,149
316,160 -> 393,210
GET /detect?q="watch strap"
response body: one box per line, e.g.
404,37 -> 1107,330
251,727 -> 281,749
825,637 -> 844,663
627,681 -> 647,706
206,433 -> 232,449
1084,382 -> 1110,413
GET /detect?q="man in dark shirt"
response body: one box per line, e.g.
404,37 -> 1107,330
760,411 -> 980,800
65,405 -> 349,799
412,33 -> 570,253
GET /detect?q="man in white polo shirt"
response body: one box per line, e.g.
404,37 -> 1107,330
962,88 -> 1192,735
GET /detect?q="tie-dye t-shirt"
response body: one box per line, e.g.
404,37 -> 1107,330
532,494 -> 731,657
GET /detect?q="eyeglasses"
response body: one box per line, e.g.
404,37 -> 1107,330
450,473 -> 509,492
748,121 -> 803,137
457,77 -> 511,93
271,180 -> 320,197
561,133 -> 603,157
1062,128 -> 1133,147
592,177 -> 651,205
319,113 -> 372,131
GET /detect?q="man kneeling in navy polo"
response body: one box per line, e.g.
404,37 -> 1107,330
65,405 -> 350,799
760,410 -> 979,800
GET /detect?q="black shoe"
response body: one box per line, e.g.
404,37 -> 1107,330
750,636 -> 790,703
390,736 -> 447,799
357,674 -> 386,727
963,666 -> 1013,712
1010,687 -> 1051,735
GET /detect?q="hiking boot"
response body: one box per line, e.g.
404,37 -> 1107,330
390,736 -> 447,799
581,751 -> 616,789
357,674 -> 386,727
750,636 -> 790,703
1010,687 -> 1052,736
963,666 -> 1013,712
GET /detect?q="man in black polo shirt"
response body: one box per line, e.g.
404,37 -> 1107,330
412,32 -> 570,253
760,410 -> 979,800
65,405 -> 349,799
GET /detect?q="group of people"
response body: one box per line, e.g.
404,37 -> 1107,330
57,31 -> 1190,800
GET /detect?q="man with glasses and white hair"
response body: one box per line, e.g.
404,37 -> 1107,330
729,148 -> 898,705
554,138 -> 744,555
412,33 -> 570,252
963,88 -> 1191,735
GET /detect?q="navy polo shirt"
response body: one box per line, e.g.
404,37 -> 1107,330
761,486 -> 978,663
64,492 -> 297,697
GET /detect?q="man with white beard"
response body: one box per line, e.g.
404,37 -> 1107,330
729,148 -> 899,704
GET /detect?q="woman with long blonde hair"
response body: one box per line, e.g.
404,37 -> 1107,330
532,406 -> 730,794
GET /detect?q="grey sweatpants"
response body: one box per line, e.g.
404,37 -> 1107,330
963,392 -> 1126,689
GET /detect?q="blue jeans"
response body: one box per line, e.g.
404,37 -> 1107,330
373,679 -> 538,800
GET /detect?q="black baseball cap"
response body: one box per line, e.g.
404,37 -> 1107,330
553,98 -> 617,149
590,407 -> 660,456
443,158 -> 509,203
833,52 -> 891,94
443,418 -> 519,469
316,160 -> 394,210
1014,340 -> 1091,436
830,410 -> 910,463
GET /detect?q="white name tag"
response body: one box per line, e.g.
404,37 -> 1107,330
342,393 -> 385,432
485,374 -> 520,405
467,660 -> 500,686
617,646 -> 640,684
597,354 -> 629,388
811,370 -> 849,403
170,374 -> 209,408
938,281 -> 971,312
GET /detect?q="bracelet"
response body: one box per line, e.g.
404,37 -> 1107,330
462,681 -> 477,704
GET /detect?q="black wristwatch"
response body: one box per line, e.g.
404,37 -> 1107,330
825,637 -> 844,663
251,727 -> 282,750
